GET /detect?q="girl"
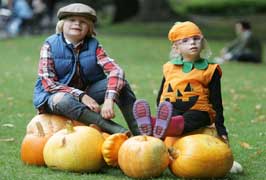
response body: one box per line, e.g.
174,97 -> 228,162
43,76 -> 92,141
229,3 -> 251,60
33,3 -> 140,136
133,21 -> 228,142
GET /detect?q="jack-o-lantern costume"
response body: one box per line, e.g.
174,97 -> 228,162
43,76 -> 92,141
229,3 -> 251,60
133,21 -> 228,139
157,58 -> 228,136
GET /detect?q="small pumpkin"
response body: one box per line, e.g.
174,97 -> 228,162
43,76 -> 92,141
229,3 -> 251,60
101,133 -> 128,167
43,122 -> 104,172
169,134 -> 233,178
118,135 -> 169,178
164,136 -> 179,148
102,132 -> 111,139
21,122 -> 48,165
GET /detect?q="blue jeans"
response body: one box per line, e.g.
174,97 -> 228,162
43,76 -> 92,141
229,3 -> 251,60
44,79 -> 140,135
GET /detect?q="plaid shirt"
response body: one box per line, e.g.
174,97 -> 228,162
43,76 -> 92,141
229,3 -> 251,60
38,42 -> 125,102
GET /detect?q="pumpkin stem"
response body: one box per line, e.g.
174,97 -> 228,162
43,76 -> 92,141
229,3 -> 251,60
66,120 -> 74,133
143,135 -> 148,141
168,147 -> 179,160
36,121 -> 45,137
60,137 -> 66,147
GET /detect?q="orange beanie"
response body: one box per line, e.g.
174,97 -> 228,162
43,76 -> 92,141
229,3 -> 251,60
168,21 -> 202,42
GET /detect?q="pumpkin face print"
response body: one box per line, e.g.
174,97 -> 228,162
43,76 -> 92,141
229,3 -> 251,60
165,82 -> 199,111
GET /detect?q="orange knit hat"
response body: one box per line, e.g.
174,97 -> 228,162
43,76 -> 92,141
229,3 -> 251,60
168,21 -> 202,42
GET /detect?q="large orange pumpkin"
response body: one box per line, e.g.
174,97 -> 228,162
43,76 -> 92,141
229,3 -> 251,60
169,134 -> 233,178
164,126 -> 218,148
21,122 -> 48,165
102,133 -> 128,167
43,124 -> 104,172
118,135 -> 169,178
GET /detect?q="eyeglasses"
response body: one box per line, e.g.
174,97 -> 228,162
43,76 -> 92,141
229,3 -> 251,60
178,35 -> 203,44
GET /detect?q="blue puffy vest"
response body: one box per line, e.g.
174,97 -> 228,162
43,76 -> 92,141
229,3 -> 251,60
33,33 -> 106,108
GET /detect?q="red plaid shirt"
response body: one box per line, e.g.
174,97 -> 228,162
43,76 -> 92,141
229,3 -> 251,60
38,42 -> 125,101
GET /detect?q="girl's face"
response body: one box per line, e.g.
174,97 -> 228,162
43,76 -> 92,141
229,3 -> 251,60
63,16 -> 90,43
175,35 -> 203,61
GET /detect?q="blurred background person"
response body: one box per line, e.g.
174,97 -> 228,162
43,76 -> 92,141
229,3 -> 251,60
5,0 -> 33,37
215,20 -> 263,64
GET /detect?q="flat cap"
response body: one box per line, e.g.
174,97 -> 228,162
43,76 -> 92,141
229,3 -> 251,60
57,3 -> 97,22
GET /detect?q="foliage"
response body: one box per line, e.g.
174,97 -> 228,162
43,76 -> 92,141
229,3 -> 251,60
169,0 -> 266,15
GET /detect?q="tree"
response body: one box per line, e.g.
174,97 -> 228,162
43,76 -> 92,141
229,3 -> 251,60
113,0 -> 177,23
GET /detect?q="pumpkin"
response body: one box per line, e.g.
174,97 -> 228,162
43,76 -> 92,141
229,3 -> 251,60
186,126 -> 218,137
43,122 -> 104,172
169,134 -> 233,178
164,126 -> 218,148
27,114 -> 72,136
118,135 -> 169,178
21,122 -> 48,165
102,132 -> 111,139
164,136 -> 179,148
101,133 -> 128,167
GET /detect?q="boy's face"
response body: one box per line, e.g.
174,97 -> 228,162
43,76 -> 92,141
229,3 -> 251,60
175,35 -> 203,61
63,16 -> 90,42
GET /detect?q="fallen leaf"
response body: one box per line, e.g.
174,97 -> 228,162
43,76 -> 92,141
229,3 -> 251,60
2,123 -> 15,128
255,104 -> 262,111
0,138 -> 15,142
250,150 -> 264,158
240,142 -> 253,149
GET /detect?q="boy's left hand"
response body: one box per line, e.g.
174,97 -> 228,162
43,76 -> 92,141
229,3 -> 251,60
101,99 -> 115,120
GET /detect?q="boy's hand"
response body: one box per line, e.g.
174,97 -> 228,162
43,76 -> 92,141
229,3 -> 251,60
81,94 -> 100,113
101,99 -> 115,120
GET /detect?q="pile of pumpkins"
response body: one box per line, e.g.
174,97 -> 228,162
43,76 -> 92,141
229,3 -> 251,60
21,114 -> 234,179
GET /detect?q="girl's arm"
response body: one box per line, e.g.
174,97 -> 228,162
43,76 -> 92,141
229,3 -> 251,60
156,77 -> 165,106
209,68 -> 228,138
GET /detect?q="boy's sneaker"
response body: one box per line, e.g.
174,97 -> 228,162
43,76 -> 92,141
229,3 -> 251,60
133,99 -> 152,136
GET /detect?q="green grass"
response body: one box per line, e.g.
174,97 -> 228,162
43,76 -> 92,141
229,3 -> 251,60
0,32 -> 266,180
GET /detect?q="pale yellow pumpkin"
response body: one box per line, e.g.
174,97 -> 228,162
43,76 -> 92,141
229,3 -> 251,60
43,124 -> 104,172
169,134 -> 234,178
27,114 -> 70,136
118,135 -> 169,178
101,133 -> 128,167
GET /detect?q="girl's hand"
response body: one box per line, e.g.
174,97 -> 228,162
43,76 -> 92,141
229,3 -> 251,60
221,135 -> 229,145
101,99 -> 115,120
81,94 -> 100,113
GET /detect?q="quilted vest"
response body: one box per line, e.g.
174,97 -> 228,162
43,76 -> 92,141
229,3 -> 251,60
33,33 -> 106,108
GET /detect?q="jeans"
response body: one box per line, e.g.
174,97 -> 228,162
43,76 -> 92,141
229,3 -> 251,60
44,79 -> 140,135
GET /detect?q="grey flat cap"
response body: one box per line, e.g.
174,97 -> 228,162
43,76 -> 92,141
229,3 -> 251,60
57,3 -> 97,22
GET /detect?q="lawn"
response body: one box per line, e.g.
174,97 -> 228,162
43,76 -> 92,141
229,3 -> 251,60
0,32 -> 266,180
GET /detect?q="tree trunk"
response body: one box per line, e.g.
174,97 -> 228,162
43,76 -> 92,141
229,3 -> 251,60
113,0 -> 139,23
136,0 -> 177,21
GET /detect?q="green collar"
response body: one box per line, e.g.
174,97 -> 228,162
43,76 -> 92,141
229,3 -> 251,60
170,58 -> 209,73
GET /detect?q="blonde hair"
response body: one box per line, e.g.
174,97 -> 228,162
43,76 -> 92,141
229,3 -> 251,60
169,38 -> 212,60
55,18 -> 96,37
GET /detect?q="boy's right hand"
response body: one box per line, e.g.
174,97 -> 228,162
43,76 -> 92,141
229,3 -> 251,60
81,94 -> 100,113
